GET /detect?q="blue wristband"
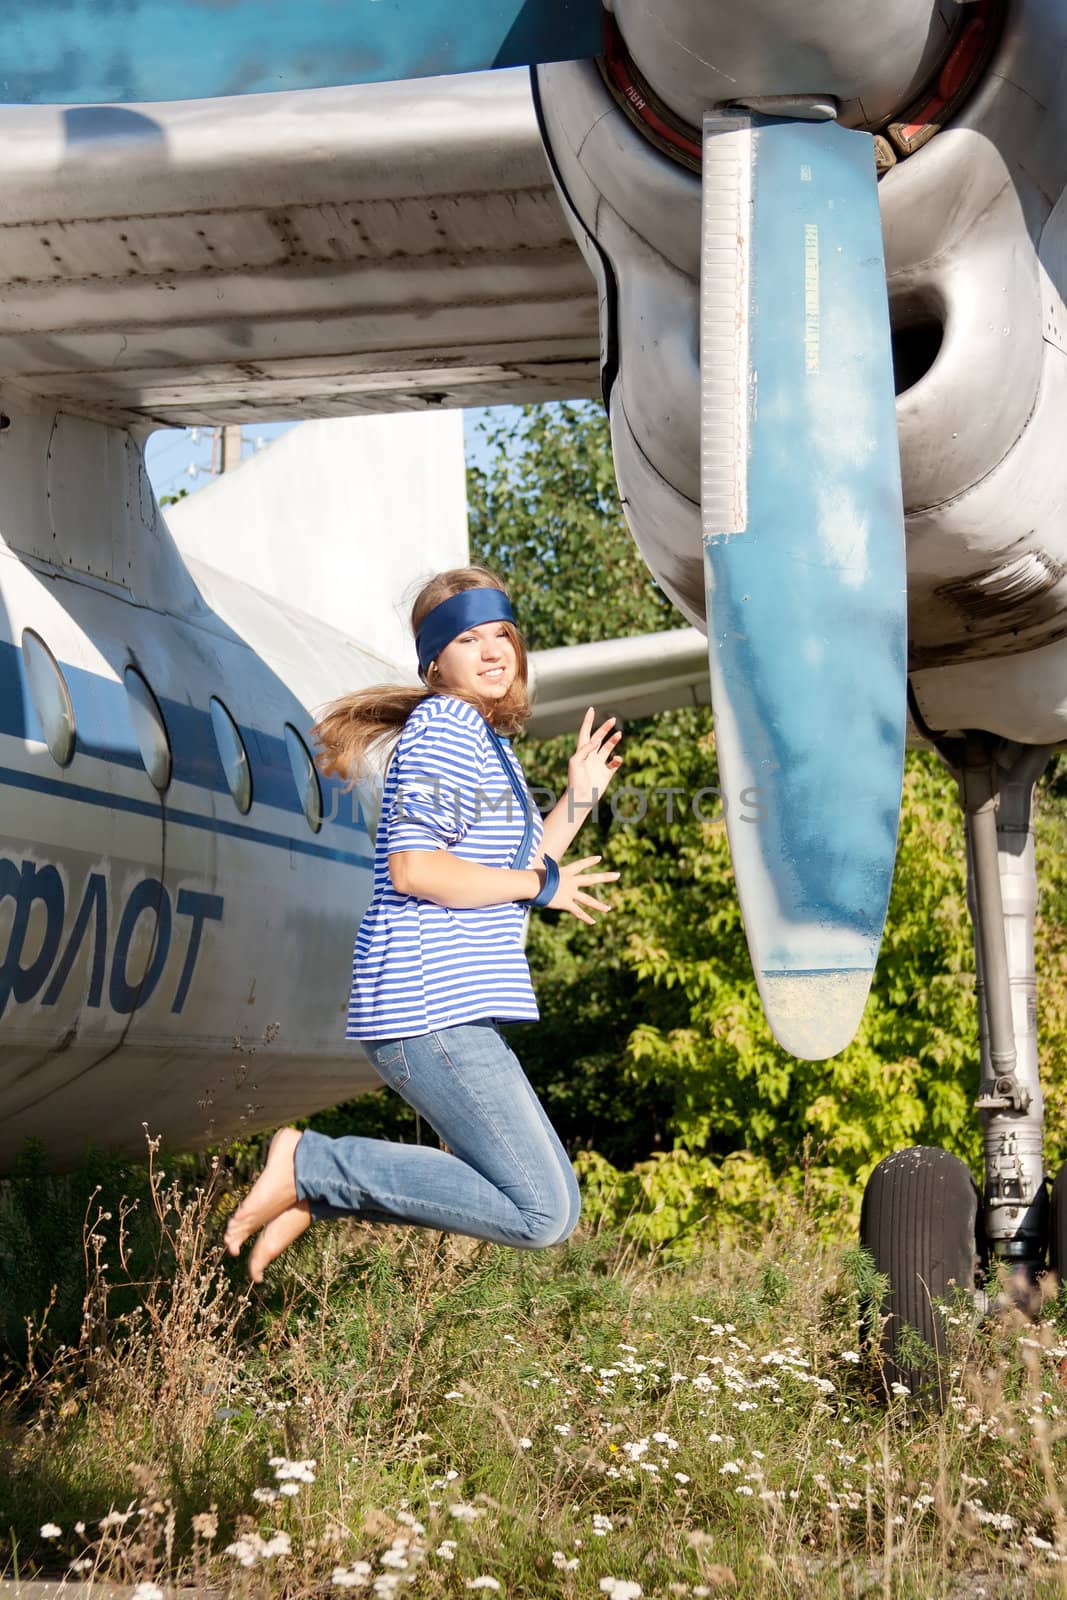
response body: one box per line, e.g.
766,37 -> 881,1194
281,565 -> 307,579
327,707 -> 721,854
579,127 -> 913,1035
528,854 -> 560,909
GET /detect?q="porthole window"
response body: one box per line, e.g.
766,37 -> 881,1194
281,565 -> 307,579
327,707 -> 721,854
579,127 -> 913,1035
284,723 -> 322,833
21,629 -> 75,767
124,665 -> 171,790
210,696 -> 252,814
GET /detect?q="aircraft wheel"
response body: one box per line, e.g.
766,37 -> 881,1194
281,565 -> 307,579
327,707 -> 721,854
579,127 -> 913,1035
1049,1165 -> 1067,1292
860,1146 -> 981,1405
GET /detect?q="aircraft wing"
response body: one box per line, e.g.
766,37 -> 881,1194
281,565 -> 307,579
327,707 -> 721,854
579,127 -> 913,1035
527,629 -> 709,739
524,628 -> 934,772
0,71 -> 599,427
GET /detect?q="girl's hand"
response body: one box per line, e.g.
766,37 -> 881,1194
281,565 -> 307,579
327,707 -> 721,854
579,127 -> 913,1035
567,707 -> 623,812
546,855 -> 620,925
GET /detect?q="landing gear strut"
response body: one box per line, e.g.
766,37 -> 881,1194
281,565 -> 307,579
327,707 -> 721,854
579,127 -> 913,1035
861,733 -> 1053,1388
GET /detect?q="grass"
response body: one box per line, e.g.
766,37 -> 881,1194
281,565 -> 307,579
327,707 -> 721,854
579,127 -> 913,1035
2,1143 -> 1067,1598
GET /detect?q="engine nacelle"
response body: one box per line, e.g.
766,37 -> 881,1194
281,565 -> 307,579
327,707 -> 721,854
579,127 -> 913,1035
535,0 -> 1067,746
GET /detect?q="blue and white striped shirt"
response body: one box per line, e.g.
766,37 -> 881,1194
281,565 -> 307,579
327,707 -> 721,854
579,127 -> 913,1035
346,694 -> 544,1038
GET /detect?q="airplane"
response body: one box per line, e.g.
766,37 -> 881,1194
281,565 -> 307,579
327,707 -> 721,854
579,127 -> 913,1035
1,0 -> 1065,1385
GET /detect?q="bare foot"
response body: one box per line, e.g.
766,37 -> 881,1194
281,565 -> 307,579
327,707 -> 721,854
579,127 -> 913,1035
224,1128 -> 302,1257
247,1202 -> 312,1283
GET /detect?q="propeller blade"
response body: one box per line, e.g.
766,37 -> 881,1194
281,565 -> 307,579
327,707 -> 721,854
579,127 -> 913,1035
2,0 -> 602,105
700,113 -> 907,1061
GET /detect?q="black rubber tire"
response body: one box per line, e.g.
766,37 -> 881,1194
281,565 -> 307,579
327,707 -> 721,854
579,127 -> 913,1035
1049,1164 -> 1067,1289
859,1146 -> 980,1405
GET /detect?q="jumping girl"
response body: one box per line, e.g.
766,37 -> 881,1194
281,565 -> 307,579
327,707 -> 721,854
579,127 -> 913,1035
224,566 -> 623,1281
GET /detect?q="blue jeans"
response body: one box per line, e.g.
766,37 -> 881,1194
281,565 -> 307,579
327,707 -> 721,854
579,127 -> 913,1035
293,1020 -> 581,1249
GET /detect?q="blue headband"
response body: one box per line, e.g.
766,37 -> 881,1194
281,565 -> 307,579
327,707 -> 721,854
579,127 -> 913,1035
415,589 -> 516,674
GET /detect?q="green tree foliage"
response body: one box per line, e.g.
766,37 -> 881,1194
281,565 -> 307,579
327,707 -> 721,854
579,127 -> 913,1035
467,402 -> 1067,1230
466,404 -> 681,648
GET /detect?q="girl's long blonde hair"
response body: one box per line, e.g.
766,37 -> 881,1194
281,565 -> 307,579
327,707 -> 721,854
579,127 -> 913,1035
311,566 -> 530,785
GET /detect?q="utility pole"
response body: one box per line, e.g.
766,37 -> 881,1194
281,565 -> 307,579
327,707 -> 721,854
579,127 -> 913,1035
220,424 -> 242,472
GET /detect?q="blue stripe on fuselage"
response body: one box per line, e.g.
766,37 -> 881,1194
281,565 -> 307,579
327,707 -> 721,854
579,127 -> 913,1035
0,762 -> 373,868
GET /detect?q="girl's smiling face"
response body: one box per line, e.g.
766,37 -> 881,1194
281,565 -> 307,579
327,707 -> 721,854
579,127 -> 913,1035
433,621 -> 517,703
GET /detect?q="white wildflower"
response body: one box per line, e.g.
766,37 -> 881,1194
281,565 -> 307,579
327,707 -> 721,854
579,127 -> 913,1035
599,1579 -> 642,1600
552,1552 -> 579,1570
40,1524 -> 62,1539
225,1536 -> 261,1568
449,1503 -> 485,1523
332,1561 -> 373,1588
132,1585 -> 164,1600
518,1438 -> 533,1450
970,1508 -> 1017,1532
840,1350 -> 861,1363
592,1513 -> 614,1536
280,1482 -> 301,1496
99,1511 -> 134,1531
674,1473 -> 691,1485
465,1580 -> 501,1592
